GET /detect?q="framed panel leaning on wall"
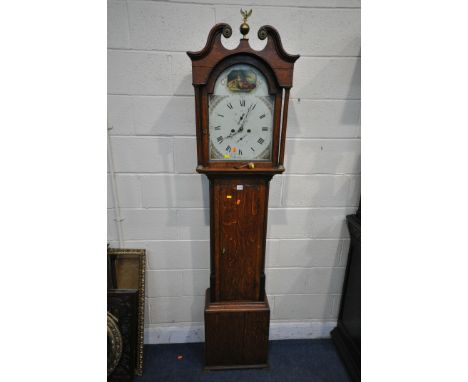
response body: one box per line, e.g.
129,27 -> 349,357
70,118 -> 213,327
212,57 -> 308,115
107,248 -> 146,376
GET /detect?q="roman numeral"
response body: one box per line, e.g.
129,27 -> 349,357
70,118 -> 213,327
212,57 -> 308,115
258,138 -> 264,145
217,114 -> 224,117
226,145 -> 231,152
240,99 -> 245,107
259,114 -> 266,119
213,125 -> 221,130
227,102 -> 233,109
238,149 -> 243,155
250,147 -> 255,152
262,127 -> 268,131
217,136 -> 223,143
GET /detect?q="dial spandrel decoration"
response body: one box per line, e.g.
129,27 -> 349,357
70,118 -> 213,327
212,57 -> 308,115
209,64 -> 274,161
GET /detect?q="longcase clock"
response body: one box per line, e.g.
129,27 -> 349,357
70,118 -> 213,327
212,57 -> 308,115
187,11 -> 299,369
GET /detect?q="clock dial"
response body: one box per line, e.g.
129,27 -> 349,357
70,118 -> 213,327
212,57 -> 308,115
209,64 -> 274,161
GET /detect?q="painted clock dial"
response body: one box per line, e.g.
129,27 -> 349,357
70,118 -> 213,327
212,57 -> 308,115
208,64 -> 274,161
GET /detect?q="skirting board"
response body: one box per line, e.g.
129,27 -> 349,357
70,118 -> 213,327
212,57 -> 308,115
144,321 -> 337,344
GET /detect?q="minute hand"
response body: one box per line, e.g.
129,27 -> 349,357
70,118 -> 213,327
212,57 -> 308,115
239,103 -> 255,130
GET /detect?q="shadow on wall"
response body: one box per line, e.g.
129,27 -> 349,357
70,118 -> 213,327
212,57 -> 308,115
342,49 -> 361,126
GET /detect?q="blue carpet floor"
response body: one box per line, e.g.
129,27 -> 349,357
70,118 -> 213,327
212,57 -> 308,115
134,339 -> 351,382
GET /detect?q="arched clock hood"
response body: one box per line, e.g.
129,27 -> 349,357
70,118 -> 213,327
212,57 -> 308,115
187,22 -> 299,175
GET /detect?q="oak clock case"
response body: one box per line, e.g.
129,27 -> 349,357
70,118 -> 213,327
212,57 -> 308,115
187,15 -> 298,370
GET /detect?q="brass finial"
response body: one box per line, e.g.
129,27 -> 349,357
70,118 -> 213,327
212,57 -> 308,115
240,9 -> 252,39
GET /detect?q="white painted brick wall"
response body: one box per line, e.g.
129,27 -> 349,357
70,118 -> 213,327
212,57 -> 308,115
144,240 -> 210,270
107,174 -> 141,207
266,239 -> 349,268
173,137 -> 197,173
108,51 -> 173,95
287,99 -> 360,138
108,0 -> 360,339
108,96 -> 135,135
133,96 -> 195,136
108,1 -> 130,49
146,269 -> 209,297
127,2 -> 215,51
110,136 -> 174,172
141,175 -> 208,207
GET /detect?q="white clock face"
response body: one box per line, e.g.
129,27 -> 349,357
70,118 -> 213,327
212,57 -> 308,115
208,64 -> 274,161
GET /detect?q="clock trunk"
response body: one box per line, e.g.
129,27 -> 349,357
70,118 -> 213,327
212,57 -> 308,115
211,176 -> 269,302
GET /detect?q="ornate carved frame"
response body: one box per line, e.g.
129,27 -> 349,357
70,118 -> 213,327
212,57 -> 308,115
107,248 -> 146,376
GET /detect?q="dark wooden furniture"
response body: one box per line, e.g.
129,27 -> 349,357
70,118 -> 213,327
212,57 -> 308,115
187,14 -> 298,370
107,248 -> 146,380
331,205 -> 361,381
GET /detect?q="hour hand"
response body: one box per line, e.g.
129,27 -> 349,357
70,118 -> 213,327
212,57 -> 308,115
224,129 -> 237,139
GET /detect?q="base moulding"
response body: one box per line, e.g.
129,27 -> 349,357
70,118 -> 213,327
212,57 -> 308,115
144,320 -> 337,344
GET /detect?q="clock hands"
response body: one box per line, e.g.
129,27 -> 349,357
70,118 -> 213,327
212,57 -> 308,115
237,102 -> 255,131
225,123 -> 247,140
222,102 -> 257,141
224,128 -> 240,140
237,113 -> 246,125
245,103 -> 255,120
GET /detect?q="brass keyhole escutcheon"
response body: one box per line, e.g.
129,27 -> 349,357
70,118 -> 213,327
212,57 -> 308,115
222,248 -> 226,255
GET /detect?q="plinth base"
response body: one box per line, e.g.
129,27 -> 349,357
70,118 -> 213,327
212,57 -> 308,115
204,288 -> 270,370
